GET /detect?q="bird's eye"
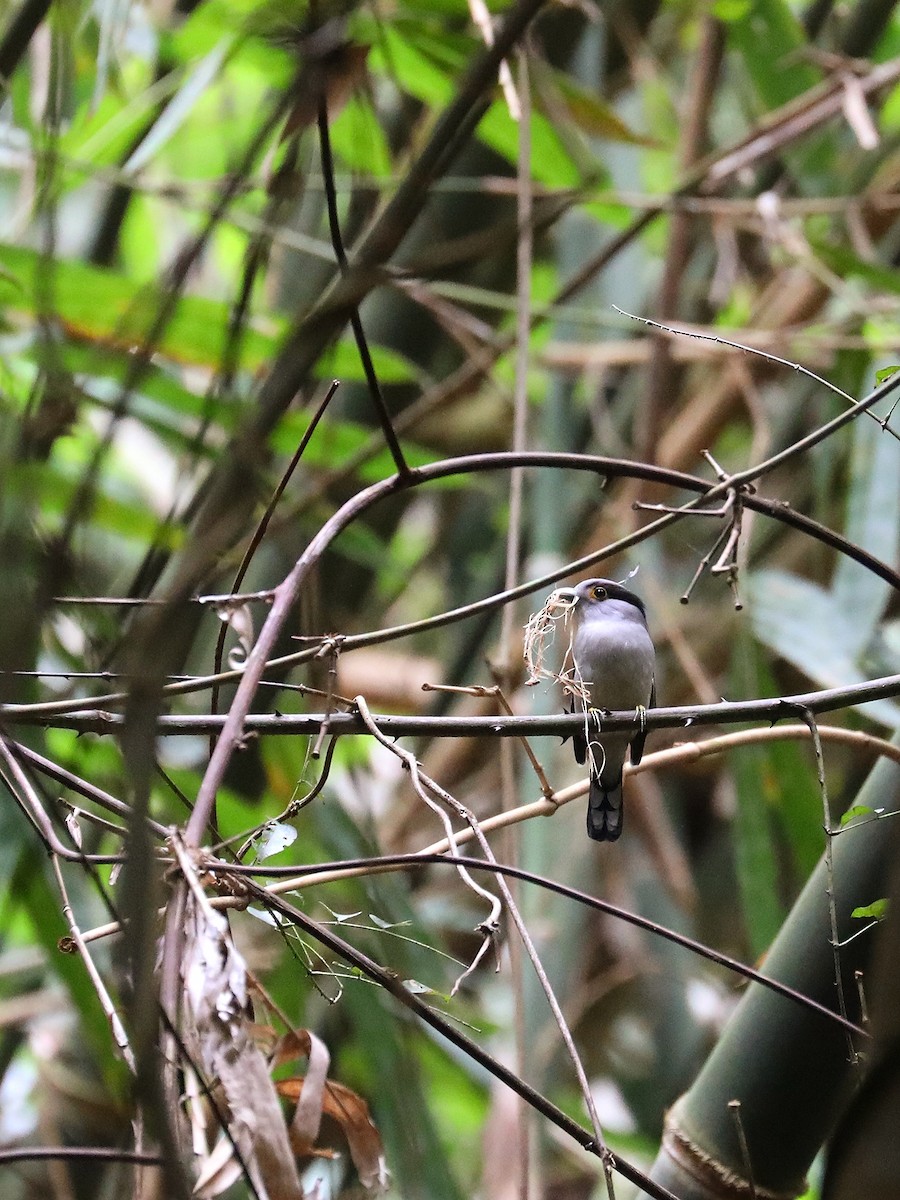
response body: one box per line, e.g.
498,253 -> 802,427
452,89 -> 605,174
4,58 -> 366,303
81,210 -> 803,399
591,586 -> 608,601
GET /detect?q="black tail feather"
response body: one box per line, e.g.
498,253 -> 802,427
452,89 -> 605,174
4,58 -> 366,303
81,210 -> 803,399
586,775 -> 624,842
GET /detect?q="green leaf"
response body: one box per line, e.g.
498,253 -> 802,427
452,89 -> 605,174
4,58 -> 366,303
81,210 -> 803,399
851,899 -> 888,920
124,40 -> 234,174
840,805 -> 875,827
726,0 -> 820,109
0,243 -> 282,371
330,95 -> 393,178
316,338 -> 419,385
544,69 -> 658,147
477,101 -> 582,189
369,23 -> 454,108
875,365 -> 900,384
747,569 -> 900,728
832,406 -> 900,652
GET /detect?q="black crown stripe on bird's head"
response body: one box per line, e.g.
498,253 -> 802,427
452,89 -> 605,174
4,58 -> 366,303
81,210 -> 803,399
579,578 -> 647,618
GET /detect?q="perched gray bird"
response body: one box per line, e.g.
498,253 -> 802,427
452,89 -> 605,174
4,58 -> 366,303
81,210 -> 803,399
556,579 -> 656,841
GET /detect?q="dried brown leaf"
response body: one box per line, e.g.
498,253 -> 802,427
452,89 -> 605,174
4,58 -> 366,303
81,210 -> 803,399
181,875 -> 303,1200
277,1077 -> 389,1191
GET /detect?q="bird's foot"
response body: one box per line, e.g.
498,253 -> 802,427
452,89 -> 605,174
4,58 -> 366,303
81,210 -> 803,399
635,703 -> 648,733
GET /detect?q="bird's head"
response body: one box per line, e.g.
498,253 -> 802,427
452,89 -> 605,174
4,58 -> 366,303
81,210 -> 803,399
554,578 -> 647,619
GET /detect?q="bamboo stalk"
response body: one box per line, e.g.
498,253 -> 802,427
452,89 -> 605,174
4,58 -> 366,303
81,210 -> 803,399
638,742 -> 900,1198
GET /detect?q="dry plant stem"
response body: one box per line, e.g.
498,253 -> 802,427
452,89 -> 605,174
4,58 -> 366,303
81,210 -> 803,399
50,855 -> 137,1072
57,89 -> 294,555
76,850 -> 870,1039
70,717 -> 900,946
701,55 -> 900,191
356,694 -> 616,1186
425,683 -> 554,797
10,467 -> 897,724
0,732 -> 107,862
797,707 -> 858,1065
0,1147 -> 163,1167
247,0 -> 550,438
354,695 -> 501,970
468,0 -> 519,117
258,54 -> 900,531
499,66 -> 533,1197
311,638 -> 342,760
641,15 -> 724,460
8,739 -> 168,837
317,103 -> 408,477
614,306 -> 899,440
854,970 -> 869,1026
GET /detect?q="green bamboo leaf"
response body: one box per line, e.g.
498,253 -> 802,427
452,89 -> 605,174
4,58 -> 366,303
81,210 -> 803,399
330,94 -> 393,178
726,0 -> 820,108
747,570 -> 900,728
0,243 -> 281,370
124,40 -> 234,175
840,804 -> 874,827
542,69 -> 659,147
832,402 -> 900,652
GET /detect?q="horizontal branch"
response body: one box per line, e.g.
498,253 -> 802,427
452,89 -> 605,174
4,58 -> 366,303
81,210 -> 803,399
9,673 -> 900,736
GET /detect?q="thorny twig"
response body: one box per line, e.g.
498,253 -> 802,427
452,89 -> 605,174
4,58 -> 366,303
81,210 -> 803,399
11,435 -> 900,725
796,706 -> 859,1065
613,304 -> 899,441
51,856 -> 137,1072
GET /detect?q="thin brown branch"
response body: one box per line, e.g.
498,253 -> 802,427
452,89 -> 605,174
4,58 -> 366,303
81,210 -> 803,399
13,672 -> 900,737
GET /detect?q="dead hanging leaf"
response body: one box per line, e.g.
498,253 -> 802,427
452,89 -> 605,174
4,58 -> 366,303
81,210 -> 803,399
65,807 -> 83,848
286,1029 -> 330,1152
212,599 -> 254,669
277,1077 -> 389,1192
281,39 -> 370,139
177,841 -> 303,1200
193,1134 -> 244,1199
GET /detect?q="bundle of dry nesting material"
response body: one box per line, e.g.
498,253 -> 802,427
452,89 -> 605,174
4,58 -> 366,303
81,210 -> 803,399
522,588 -> 590,705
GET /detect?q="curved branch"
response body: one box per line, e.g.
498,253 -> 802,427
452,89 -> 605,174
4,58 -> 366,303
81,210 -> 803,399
214,854 -> 867,1040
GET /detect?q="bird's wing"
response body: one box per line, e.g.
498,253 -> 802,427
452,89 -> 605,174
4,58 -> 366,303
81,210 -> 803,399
564,697 -> 587,763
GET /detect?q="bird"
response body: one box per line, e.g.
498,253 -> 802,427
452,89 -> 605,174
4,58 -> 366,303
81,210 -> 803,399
555,578 -> 656,842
